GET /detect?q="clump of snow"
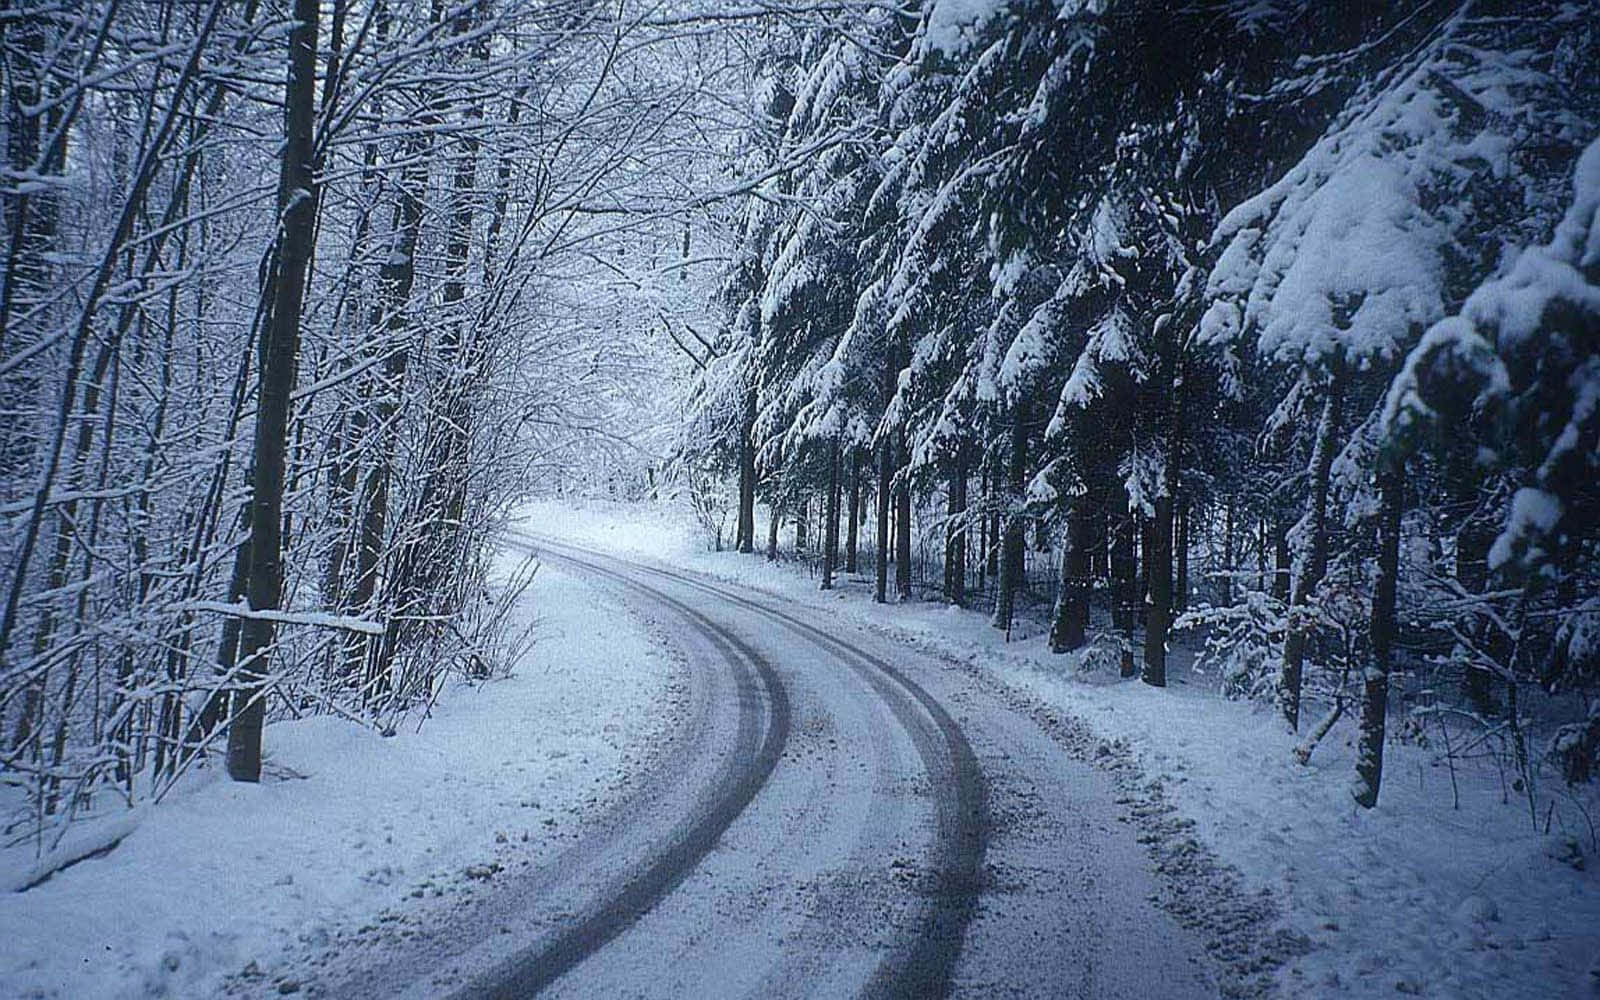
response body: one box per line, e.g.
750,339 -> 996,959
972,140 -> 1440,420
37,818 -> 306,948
1488,487 -> 1563,572
919,0 -> 1010,59
0,560 -> 679,999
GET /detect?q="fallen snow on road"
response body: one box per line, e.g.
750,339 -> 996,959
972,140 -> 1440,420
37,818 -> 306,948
0,560 -> 678,1000
524,497 -> 1600,1000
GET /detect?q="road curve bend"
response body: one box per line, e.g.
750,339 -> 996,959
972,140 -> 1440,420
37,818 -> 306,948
297,537 -> 1215,1000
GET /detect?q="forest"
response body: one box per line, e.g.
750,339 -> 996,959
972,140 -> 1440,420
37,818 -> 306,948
676,0 -> 1600,815
2,0 -> 1599,995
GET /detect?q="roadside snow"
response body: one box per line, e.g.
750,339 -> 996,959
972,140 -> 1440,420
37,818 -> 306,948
522,497 -> 1600,1000
0,559 -> 678,1000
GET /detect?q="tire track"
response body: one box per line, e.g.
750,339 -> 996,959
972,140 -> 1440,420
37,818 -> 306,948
524,535 -> 988,1000
454,540 -> 792,1000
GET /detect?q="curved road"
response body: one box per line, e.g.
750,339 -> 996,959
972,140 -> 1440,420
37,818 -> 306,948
305,538 -> 1214,999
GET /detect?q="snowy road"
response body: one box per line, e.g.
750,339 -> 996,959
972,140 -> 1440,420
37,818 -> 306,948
312,538 -> 1215,999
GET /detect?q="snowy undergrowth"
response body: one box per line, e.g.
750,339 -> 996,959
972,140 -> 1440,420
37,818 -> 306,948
0,560 -> 678,1000
524,497 -> 1600,999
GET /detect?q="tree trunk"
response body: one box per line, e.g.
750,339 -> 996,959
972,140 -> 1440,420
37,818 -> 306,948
874,441 -> 890,603
21,326 -> 117,763
1049,497 -> 1092,653
1139,516 -> 1153,614
736,387 -> 756,553
944,460 -> 967,606
822,441 -> 841,589
1,12 -> 69,750
1174,498 -> 1190,613
895,439 -> 911,601
344,68 -> 434,695
227,0 -> 319,782
1458,526 -> 1499,715
987,506 -> 1001,581
1453,469 -> 1499,716
1272,515 -> 1291,601
321,82 -> 384,618
1353,467 -> 1403,809
845,449 -> 860,574
887,499 -> 895,568
1144,372 -> 1184,688
186,506 -> 251,761
982,463 -> 999,586
1111,503 -> 1138,677
992,406 -> 1027,632
0,9 -> 65,361
1277,373 -> 1344,731
1256,517 -> 1268,592
1221,500 -> 1235,606
767,497 -> 782,561
1091,511 -> 1107,586
394,19 -> 487,638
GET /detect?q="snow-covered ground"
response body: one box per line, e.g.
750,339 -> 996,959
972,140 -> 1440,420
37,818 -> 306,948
0,560 -> 680,1000
522,496 -> 1600,1000
5,496 -> 1593,999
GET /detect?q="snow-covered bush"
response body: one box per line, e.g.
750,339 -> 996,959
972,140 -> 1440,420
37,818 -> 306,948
684,466 -> 735,552
1178,590 -> 1285,701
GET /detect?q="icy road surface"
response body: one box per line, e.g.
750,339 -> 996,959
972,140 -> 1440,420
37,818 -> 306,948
310,537 -> 1214,999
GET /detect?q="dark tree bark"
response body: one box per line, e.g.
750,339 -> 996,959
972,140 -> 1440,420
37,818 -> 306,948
1353,466 -> 1403,809
874,440 -> 891,603
228,0 -> 320,781
1110,503 -> 1138,677
345,117 -> 429,696
1143,374 -> 1184,688
987,505 -> 1001,581
1256,517 -> 1268,592
887,495 -> 895,568
1049,497 -> 1092,653
944,460 -> 967,606
1139,516 -> 1153,613
845,449 -> 860,574
1174,498 -> 1190,613
979,464 -> 992,582
1221,500 -> 1235,607
1457,519 -> 1500,714
0,8 -> 66,362
875,334 -> 901,601
186,515 -> 248,752
767,496 -> 782,561
1452,460 -> 1500,716
394,13 -> 488,639
2,11 -> 71,753
1143,500 -> 1173,687
895,438 -> 911,601
321,60 -> 385,616
1272,515 -> 1291,601
795,495 -> 809,553
1278,372 -> 1344,730
737,387 -> 756,553
822,440 -> 841,589
1091,511 -> 1107,585
992,406 -> 1028,632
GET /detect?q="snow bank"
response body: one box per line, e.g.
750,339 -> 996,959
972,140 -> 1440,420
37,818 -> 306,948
919,0 -> 1009,58
0,560 -> 678,999
528,497 -> 1600,999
